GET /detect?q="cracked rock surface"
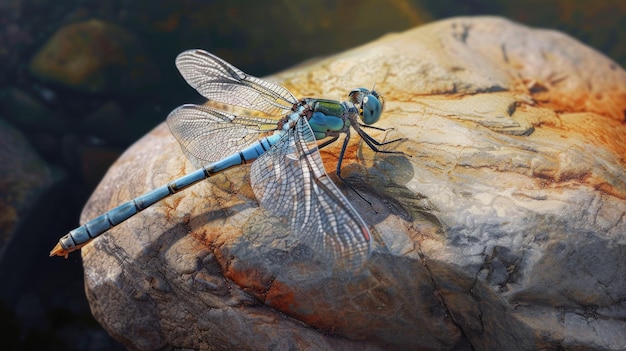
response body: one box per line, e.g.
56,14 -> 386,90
80,17 -> 626,350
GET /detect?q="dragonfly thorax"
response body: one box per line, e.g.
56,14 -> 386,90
348,88 -> 384,125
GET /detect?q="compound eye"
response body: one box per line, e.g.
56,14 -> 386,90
361,94 -> 382,124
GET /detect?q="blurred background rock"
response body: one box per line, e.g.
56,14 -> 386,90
0,0 -> 623,350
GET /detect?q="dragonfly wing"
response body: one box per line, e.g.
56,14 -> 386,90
176,49 -> 297,116
167,104 -> 279,167
250,117 -> 372,269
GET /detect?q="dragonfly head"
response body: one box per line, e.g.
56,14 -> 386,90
348,88 -> 384,125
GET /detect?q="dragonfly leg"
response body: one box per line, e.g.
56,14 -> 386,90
317,135 -> 339,150
335,129 -> 350,179
354,124 -> 409,155
359,123 -> 392,132
334,129 -> 377,209
309,132 -> 360,195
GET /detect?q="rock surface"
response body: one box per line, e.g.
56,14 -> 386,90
78,17 -> 626,350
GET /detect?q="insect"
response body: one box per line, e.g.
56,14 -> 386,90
50,49 -> 401,269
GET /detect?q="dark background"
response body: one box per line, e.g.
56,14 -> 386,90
0,1 -> 623,350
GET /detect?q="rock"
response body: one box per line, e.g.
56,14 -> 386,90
123,1 -> 431,77
78,145 -> 121,189
0,87 -> 67,133
80,101 -> 152,146
0,118 -> 66,306
74,17 -> 626,350
0,87 -> 70,163
29,19 -> 160,94
0,119 -> 58,250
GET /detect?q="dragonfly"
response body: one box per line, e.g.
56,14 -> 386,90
50,49 -> 400,269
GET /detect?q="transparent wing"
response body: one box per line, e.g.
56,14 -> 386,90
176,49 -> 297,117
250,117 -> 372,269
167,104 -> 279,167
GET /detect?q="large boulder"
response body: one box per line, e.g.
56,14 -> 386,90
74,17 -> 625,350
